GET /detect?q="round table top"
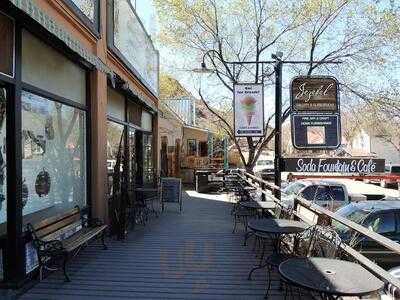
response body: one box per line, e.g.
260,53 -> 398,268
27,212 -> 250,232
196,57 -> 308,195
279,257 -> 384,296
248,219 -> 308,235
240,201 -> 276,210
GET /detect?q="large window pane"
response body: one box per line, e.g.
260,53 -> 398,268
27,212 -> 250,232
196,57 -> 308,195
70,0 -> 96,22
112,0 -> 159,94
22,30 -> 86,105
0,12 -> 14,77
141,110 -> 152,131
21,91 -> 87,225
107,87 -> 125,121
107,121 -> 124,197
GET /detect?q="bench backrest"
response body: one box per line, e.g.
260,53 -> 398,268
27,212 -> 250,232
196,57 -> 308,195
28,207 -> 83,241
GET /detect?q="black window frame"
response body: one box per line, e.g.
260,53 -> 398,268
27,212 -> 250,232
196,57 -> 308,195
0,11 -> 15,79
106,0 -> 159,97
63,0 -> 100,37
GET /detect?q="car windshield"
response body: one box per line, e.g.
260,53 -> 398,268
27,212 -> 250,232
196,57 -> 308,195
283,182 -> 305,196
333,204 -> 371,232
257,160 -> 273,166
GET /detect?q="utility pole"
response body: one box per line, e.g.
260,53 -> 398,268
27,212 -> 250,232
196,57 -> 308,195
274,58 -> 283,200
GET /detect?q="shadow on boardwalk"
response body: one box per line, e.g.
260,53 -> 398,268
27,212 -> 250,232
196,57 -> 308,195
19,190 -> 305,300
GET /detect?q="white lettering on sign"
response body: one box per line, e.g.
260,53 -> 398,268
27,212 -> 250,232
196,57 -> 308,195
295,159 -> 379,173
295,83 -> 334,102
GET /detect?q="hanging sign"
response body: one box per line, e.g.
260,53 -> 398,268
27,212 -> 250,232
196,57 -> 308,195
234,83 -> 264,137
291,113 -> 340,149
291,76 -> 338,112
282,158 -> 385,174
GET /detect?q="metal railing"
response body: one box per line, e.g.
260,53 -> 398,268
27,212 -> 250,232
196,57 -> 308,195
239,170 -> 400,292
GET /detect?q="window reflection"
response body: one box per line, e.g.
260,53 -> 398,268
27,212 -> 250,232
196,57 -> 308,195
107,121 -> 125,197
21,91 -> 87,224
113,0 -> 159,93
70,0 -> 96,21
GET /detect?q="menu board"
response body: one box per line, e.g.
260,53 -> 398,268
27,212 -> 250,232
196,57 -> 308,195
161,177 -> 182,212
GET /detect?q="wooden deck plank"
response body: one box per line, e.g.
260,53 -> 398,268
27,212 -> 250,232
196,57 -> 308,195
19,190 -> 312,300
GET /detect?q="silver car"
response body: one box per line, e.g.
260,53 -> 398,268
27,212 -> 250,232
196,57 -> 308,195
281,180 -> 349,211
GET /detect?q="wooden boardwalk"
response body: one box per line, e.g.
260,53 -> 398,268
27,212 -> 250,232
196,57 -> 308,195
19,190 -> 305,300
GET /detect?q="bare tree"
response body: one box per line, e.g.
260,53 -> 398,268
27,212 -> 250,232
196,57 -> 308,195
155,0 -> 400,172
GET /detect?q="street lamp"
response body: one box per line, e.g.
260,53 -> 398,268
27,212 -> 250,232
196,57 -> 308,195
192,50 -> 220,74
192,62 -> 214,73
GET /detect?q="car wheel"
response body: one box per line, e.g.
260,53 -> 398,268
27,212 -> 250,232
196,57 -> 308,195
380,180 -> 387,188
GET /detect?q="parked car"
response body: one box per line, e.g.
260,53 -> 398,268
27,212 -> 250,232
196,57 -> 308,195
366,164 -> 400,188
254,158 -> 274,180
334,200 -> 400,269
282,180 -> 349,211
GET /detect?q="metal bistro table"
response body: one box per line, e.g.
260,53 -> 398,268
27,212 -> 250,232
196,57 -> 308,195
247,219 -> 308,278
279,257 -> 384,300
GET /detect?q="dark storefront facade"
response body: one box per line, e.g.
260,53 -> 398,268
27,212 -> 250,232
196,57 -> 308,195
0,0 -> 159,288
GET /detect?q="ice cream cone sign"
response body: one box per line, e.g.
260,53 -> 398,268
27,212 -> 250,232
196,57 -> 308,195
240,96 -> 257,126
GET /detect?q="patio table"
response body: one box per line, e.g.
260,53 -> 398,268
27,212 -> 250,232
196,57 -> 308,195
247,219 -> 308,280
248,219 -> 308,236
279,257 -> 384,300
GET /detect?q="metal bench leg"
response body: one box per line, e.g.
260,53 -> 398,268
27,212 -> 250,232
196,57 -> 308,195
63,255 -> 71,282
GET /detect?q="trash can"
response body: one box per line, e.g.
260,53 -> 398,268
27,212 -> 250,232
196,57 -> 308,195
196,171 -> 209,193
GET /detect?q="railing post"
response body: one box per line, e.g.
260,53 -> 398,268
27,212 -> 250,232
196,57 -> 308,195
261,182 -> 266,201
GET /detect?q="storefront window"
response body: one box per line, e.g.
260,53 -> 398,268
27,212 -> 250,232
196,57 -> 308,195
107,87 -> 125,121
0,88 -> 6,233
107,121 -> 124,197
127,101 -> 141,126
0,12 -> 14,77
22,30 -> 86,105
21,91 -> 87,225
143,134 -> 153,186
141,110 -> 152,132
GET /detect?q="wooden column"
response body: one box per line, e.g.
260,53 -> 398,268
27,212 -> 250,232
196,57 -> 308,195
90,0 -> 108,222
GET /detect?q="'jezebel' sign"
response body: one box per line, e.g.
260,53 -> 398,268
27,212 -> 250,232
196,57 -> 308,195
234,83 -> 264,137
291,76 -> 338,112
282,158 -> 385,173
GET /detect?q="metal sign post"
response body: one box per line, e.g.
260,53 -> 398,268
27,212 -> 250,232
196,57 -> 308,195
274,60 -> 283,200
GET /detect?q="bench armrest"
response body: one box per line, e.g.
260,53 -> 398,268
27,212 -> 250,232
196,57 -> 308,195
88,218 -> 104,227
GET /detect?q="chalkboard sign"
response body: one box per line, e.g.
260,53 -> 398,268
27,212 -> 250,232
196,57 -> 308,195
161,177 -> 182,212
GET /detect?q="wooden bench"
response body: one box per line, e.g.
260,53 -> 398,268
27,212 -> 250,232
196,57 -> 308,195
26,206 -> 108,282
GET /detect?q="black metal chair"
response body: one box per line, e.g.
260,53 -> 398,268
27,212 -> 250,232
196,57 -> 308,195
280,225 -> 343,300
